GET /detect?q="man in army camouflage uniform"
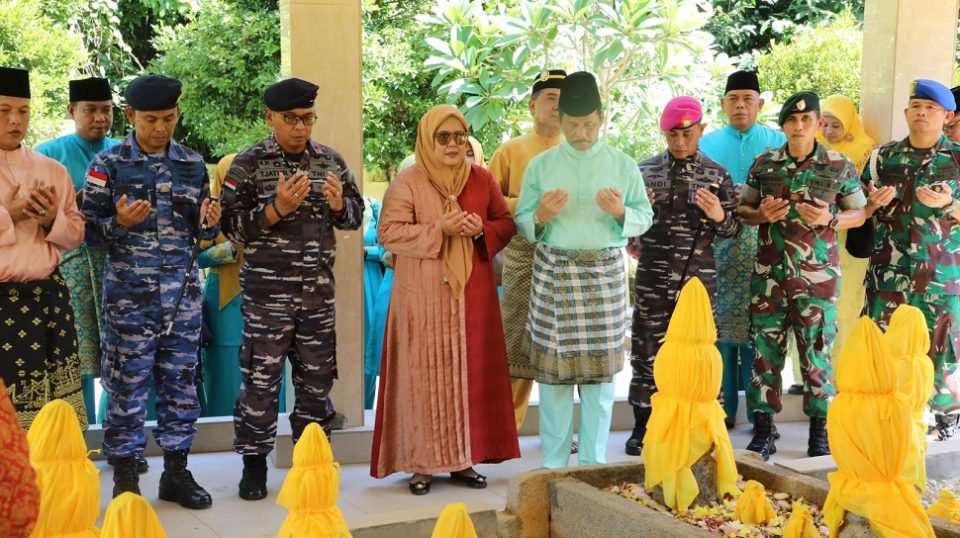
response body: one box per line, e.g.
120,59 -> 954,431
82,75 -> 220,509
738,92 -> 866,460
222,78 -> 363,501
625,96 -> 741,456
862,79 -> 960,441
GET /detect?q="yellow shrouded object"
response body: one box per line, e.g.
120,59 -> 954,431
734,480 -> 776,525
928,489 -> 960,524
783,501 -> 819,538
277,423 -> 352,538
100,493 -> 166,538
884,304 -> 935,492
431,503 -> 478,538
642,277 -> 738,512
823,317 -> 933,538
26,399 -> 99,538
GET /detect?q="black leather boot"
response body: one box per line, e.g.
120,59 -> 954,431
807,416 -> 830,457
936,414 -> 960,441
112,456 -> 141,498
625,406 -> 651,456
238,454 -> 269,501
745,412 -> 777,461
158,449 -> 212,509
108,452 -> 149,474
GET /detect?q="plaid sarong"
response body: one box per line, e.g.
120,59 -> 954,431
525,244 -> 628,384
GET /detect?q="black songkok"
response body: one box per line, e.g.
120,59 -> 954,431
558,71 -> 602,117
724,70 -> 760,94
69,77 -> 112,102
531,69 -> 567,95
0,67 -> 30,99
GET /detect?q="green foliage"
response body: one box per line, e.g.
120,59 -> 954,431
705,0 -> 864,59
362,0 -> 436,179
756,10 -> 862,107
149,0 -> 279,158
420,0 -> 730,159
0,0 -> 86,145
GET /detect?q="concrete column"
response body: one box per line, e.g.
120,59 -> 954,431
280,0 -> 365,427
860,0 -> 959,143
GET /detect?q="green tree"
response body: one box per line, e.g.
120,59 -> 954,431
704,0 -> 864,59
756,10 -> 862,107
0,0 -> 86,145
149,0 -> 280,159
420,0 -> 729,159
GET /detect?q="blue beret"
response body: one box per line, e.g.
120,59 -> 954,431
263,78 -> 318,111
125,75 -> 181,111
910,79 -> 956,111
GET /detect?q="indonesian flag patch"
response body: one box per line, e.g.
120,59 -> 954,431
224,176 -> 238,191
86,170 -> 107,188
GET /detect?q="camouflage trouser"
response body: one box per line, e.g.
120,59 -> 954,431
747,275 -> 838,419
628,294 -> 675,408
233,299 -> 337,455
101,287 -> 202,457
866,289 -> 960,415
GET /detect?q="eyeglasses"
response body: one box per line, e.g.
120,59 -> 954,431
435,130 -> 469,146
281,113 -> 318,126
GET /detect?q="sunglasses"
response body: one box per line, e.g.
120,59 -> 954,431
435,130 -> 469,146
281,113 -> 318,126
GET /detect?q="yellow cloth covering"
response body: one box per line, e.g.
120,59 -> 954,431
823,317 -> 933,538
884,305 -> 935,492
26,399 -> 99,538
734,480 -> 776,525
642,277 -> 738,511
431,503 -> 479,538
928,489 -> 960,524
783,501 -> 819,538
277,423 -> 351,538
100,493 -> 166,538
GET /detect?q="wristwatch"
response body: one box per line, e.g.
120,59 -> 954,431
827,213 -> 839,229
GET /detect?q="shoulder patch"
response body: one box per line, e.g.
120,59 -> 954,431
224,176 -> 239,191
86,170 -> 107,188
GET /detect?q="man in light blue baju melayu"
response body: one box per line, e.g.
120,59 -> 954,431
515,71 -> 653,469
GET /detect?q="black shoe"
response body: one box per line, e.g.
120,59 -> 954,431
807,416 -> 830,457
108,453 -> 149,474
745,412 -> 777,461
625,406 -> 651,456
111,456 -> 141,498
238,454 -> 268,501
787,384 -> 804,395
450,470 -> 487,489
409,477 -> 431,495
936,414 -> 960,441
751,421 -> 781,440
158,449 -> 212,510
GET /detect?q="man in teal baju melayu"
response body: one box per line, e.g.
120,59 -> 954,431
36,77 -> 119,425
516,71 -> 653,469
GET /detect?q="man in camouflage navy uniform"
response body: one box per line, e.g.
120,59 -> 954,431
222,78 -> 363,501
625,97 -> 741,455
82,75 -> 220,508
862,79 -> 960,441
738,92 -> 866,460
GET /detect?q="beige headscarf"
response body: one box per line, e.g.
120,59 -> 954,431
415,105 -> 473,296
467,136 -> 486,168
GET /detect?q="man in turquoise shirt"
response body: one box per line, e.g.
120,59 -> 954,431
516,71 -> 653,469
699,71 -> 786,430
36,77 -> 125,446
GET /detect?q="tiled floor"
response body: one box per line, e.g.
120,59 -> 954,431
93,422 -> 813,537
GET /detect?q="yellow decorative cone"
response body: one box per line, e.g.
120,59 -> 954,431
928,489 -> 960,524
823,317 -> 933,538
783,501 -> 819,538
642,277 -> 738,512
734,480 -> 775,525
101,492 -> 167,538
884,304 -> 935,492
431,503 -> 478,538
26,399 -> 99,538
277,423 -> 351,538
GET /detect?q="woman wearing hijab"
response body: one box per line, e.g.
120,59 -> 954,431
466,136 -> 485,167
370,105 -> 520,495
816,94 -> 877,361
